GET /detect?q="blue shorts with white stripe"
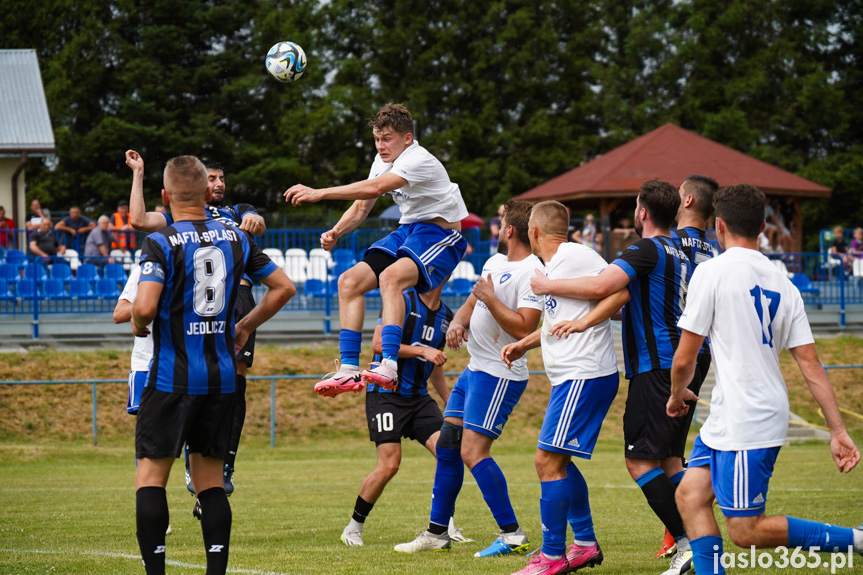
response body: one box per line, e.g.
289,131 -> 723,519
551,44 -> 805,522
687,434 -> 781,517
366,222 -> 467,292
443,367 -> 528,439
537,372 -> 619,459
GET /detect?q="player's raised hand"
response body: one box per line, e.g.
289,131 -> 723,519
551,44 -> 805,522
530,268 -> 550,295
446,323 -> 468,350
830,431 -> 860,473
239,214 -> 265,236
125,150 -> 144,172
472,273 -> 494,303
550,319 -> 585,339
666,388 -> 698,418
284,184 -> 323,206
423,348 -> 448,366
320,230 -> 338,251
500,341 -> 525,369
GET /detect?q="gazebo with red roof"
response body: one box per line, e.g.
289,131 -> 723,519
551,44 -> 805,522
516,123 -> 830,252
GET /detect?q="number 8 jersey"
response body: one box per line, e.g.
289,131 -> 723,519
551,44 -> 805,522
139,219 -> 278,395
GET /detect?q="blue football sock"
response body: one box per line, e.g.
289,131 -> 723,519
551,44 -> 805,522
566,462 -> 595,541
429,447 -> 464,529
787,516 -> 854,552
540,478 -> 570,557
338,329 -> 363,368
691,535 -> 724,575
380,324 -> 403,364
670,470 -> 685,486
471,457 -> 518,530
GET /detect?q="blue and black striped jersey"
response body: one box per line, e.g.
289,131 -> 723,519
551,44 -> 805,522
139,219 -> 278,395
369,289 -> 453,398
671,226 -> 715,356
612,236 -> 693,378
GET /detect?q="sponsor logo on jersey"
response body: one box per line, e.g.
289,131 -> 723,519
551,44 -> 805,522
545,296 -> 558,318
168,228 -> 237,247
499,273 -> 511,284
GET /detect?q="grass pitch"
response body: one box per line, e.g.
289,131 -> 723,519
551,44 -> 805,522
1,437 -> 861,575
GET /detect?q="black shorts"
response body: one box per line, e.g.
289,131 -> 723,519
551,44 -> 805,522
135,387 -> 235,460
361,250 -> 397,283
366,391 -> 443,446
235,284 -> 256,366
623,359 -> 709,460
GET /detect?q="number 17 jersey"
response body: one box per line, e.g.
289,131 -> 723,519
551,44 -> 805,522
139,219 -> 278,395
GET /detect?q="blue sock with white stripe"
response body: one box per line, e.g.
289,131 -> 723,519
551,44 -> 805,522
471,457 -> 518,532
338,329 -> 362,369
566,462 -> 595,542
786,516 -> 854,552
690,535 -> 724,574
380,324 -> 402,365
540,478 -> 570,557
429,447 -> 464,530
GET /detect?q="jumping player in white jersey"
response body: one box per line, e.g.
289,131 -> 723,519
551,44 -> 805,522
394,200 -> 542,556
500,201 -> 627,575
668,184 -> 862,575
283,103 -> 468,396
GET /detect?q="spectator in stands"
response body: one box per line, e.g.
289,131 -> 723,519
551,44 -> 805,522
850,228 -> 863,259
828,225 -> 852,274
154,204 -> 167,213
570,213 -> 598,251
764,198 -> 793,253
109,199 -> 136,251
489,204 -> 505,253
28,218 -> 65,262
0,205 -> 15,255
84,215 -> 116,264
25,199 -> 45,230
54,206 -> 96,250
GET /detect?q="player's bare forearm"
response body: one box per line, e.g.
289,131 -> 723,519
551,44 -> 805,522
128,166 -> 167,232
331,199 -> 377,238
574,288 -> 629,332
452,296 -> 476,329
285,173 -> 407,205
533,265 -> 629,300
430,366 -> 449,402
670,329 -> 705,398
113,299 -> 132,324
790,344 -> 848,435
132,281 -> 162,334
518,329 -> 542,352
485,298 -> 541,340
236,270 -> 295,337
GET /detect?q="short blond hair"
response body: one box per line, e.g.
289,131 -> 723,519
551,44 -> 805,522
530,201 -> 569,237
163,156 -> 207,203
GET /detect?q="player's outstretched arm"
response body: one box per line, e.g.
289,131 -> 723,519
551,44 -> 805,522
790,343 -> 860,473
472,274 -> 541,340
530,265 -> 630,300
234,269 -> 295,350
284,173 -> 407,205
550,288 -> 630,339
125,150 -> 170,232
446,296 -> 476,350
500,329 -> 541,370
667,329 -> 703,417
320,199 -> 378,251
429,365 -> 450,403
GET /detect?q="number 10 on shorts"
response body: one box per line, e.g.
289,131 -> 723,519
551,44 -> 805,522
375,412 -> 394,432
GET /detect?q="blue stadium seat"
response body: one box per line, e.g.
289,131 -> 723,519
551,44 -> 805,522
332,262 -> 353,278
43,278 -> 70,299
0,263 -> 18,285
69,279 -> 95,299
4,249 -> 26,269
76,263 -> 100,284
304,279 -> 327,298
449,278 -> 473,295
333,249 -> 356,267
791,273 -> 820,302
22,263 -> 47,283
16,278 -> 39,299
95,278 -> 121,299
50,263 -> 73,282
103,263 -> 127,284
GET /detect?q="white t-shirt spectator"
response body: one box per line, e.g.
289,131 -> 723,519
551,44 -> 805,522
368,140 -> 468,225
541,242 -> 618,385
677,247 -> 814,451
467,253 -> 544,380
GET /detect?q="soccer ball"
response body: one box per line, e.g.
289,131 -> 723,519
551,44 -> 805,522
265,42 -> 307,83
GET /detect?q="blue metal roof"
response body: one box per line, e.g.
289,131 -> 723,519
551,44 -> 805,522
0,49 -> 55,153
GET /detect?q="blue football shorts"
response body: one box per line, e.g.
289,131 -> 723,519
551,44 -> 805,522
537,372 -> 619,459
366,222 -> 467,292
127,370 -> 148,415
688,434 -> 781,517
443,367 -> 528,439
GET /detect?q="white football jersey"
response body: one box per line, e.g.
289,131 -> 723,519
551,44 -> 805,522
368,140 -> 468,224
678,247 -> 814,451
118,266 -> 154,373
541,243 -> 618,385
467,253 -> 544,380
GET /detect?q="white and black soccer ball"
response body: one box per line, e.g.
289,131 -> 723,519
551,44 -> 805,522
265,41 -> 307,83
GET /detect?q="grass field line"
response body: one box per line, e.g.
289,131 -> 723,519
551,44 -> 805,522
0,548 -> 293,575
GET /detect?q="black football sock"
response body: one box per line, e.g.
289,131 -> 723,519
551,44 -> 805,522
637,470 -> 685,538
352,495 -> 375,523
197,487 -> 232,575
225,374 -> 247,470
427,521 -> 448,535
136,486 -> 168,575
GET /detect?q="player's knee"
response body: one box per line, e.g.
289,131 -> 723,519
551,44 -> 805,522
726,518 -> 758,548
338,269 -> 364,297
379,459 -> 400,480
437,422 -> 463,451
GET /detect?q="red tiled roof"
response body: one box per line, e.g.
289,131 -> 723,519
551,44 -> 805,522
517,124 -> 830,201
